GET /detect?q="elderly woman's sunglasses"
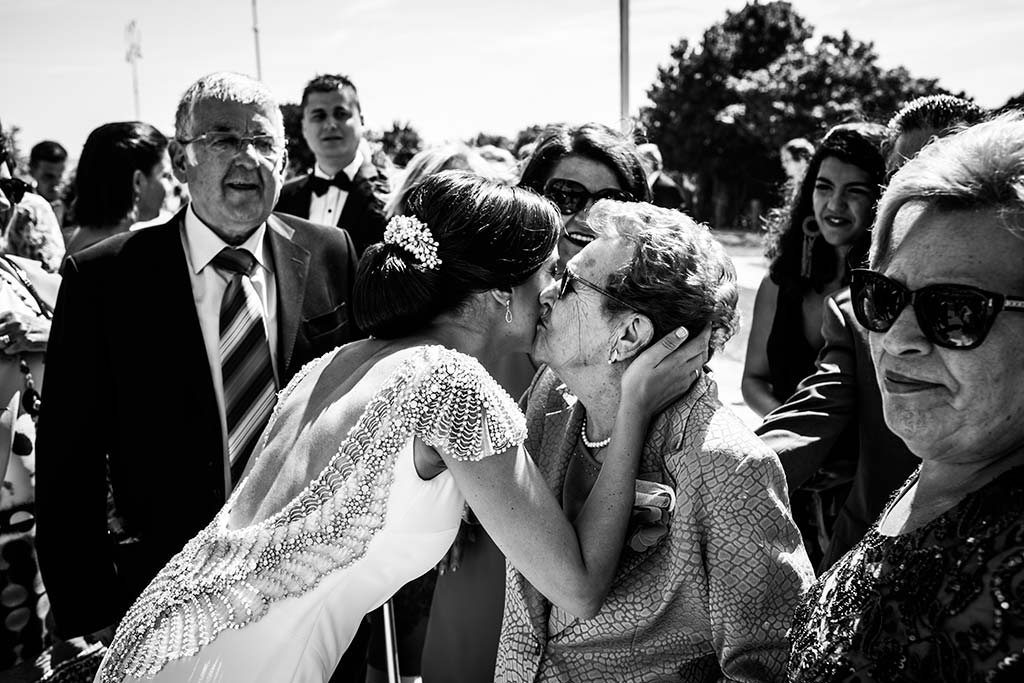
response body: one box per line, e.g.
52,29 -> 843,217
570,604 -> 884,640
850,269 -> 1024,349
542,178 -> 634,216
558,267 -> 642,314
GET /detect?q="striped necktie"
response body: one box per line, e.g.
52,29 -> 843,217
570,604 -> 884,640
212,247 -> 277,487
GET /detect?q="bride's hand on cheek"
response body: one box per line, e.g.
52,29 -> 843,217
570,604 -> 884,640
621,325 -> 711,417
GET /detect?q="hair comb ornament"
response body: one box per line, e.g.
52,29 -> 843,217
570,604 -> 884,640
383,215 -> 442,270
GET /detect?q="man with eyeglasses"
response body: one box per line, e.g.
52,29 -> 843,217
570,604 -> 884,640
275,73 -> 387,256
35,72 -> 361,648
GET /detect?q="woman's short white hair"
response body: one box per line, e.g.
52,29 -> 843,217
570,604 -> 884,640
872,111 -> 1024,270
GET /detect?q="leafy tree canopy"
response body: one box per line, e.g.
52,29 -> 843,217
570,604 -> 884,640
642,1 -> 957,227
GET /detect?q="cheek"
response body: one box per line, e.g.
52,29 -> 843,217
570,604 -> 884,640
851,198 -> 873,228
811,192 -> 827,219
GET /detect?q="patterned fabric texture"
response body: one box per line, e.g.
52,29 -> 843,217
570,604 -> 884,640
497,368 -> 815,683
788,464 -> 1024,682
97,345 -> 526,682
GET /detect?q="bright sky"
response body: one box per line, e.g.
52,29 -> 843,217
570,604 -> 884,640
4,0 -> 1022,160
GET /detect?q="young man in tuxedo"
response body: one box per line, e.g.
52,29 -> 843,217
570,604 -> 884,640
35,72 -> 361,644
275,74 -> 388,255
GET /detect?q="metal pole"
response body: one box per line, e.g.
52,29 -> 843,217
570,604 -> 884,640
619,0 -> 630,131
131,63 -> 141,120
125,21 -> 142,119
252,0 -> 263,80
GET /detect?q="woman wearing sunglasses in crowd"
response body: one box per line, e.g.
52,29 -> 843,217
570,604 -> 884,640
789,112 -> 1024,682
743,123 -> 886,567
497,200 -> 812,682
519,122 -> 651,269
0,122 -> 61,675
422,123 -> 653,682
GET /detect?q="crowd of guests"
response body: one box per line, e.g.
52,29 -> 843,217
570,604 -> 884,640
0,66 -> 1021,683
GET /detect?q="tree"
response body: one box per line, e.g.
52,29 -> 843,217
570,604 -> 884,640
468,132 -> 513,151
1001,91 -> 1024,112
280,103 -> 314,177
374,121 -> 423,168
642,1 -> 953,229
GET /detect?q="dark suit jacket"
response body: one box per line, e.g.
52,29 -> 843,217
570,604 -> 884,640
35,209 -> 360,638
275,166 -> 388,256
756,288 -> 918,570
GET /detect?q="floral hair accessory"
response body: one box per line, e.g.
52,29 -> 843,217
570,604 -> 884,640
383,215 -> 442,270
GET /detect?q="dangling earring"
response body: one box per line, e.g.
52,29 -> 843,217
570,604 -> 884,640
504,300 -> 513,324
608,348 -> 619,365
801,216 -> 819,280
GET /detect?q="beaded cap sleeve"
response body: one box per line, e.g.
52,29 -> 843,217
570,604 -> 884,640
98,345 -> 525,682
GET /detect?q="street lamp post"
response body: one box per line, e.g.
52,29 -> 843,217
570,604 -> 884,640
252,0 -> 263,80
125,20 -> 142,119
619,0 -> 629,131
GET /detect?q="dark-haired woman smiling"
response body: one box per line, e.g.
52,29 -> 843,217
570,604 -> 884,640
519,122 -> 651,268
96,172 -> 694,683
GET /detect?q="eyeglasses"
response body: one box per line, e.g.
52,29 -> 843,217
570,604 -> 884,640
850,268 -> 1024,349
178,132 -> 282,160
542,178 -> 634,216
558,267 -> 642,314
0,178 -> 31,205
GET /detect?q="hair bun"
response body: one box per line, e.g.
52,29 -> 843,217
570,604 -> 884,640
352,242 -> 444,338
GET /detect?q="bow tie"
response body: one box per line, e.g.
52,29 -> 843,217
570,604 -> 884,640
309,172 -> 354,197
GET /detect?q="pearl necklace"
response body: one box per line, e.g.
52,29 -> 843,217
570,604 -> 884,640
580,416 -> 611,450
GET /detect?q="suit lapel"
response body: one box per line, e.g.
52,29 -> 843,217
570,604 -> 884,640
267,214 -> 310,375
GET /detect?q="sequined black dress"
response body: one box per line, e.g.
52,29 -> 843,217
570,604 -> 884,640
788,464 -> 1024,682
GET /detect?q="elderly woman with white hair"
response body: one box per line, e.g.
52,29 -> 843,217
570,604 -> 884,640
498,200 -> 813,682
789,112 -> 1024,681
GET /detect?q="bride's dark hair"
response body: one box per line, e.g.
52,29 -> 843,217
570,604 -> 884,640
354,171 -> 560,339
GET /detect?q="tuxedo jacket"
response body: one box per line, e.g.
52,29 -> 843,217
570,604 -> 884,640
756,288 -> 917,570
35,209 -> 360,638
275,166 -> 388,256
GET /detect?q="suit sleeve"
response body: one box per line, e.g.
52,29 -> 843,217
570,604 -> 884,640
35,256 -> 119,638
756,292 -> 859,490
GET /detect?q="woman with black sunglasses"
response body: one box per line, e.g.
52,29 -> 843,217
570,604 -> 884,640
518,122 -> 651,269
789,112 -> 1024,682
0,125 -> 65,274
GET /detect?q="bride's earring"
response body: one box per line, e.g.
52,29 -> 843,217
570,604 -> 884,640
505,300 -> 513,324
608,348 -> 619,364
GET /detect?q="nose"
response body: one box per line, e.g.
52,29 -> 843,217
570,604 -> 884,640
826,190 -> 847,213
879,302 -> 931,357
539,278 -> 559,307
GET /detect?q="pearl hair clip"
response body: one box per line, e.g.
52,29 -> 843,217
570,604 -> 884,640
383,215 -> 442,270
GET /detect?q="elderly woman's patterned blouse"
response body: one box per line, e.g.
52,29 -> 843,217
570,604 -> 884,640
788,464 -> 1024,682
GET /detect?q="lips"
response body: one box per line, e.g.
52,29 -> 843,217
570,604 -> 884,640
225,180 -> 260,193
882,369 -> 943,394
563,231 -> 595,247
822,214 -> 851,228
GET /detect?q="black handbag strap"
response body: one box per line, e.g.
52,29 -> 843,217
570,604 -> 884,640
0,254 -> 54,320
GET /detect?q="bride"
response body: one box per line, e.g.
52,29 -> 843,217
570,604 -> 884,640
95,172 -> 696,682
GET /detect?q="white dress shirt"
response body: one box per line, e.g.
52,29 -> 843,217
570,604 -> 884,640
308,152 -> 363,226
180,205 -> 279,493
